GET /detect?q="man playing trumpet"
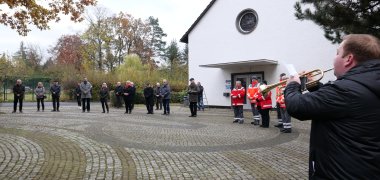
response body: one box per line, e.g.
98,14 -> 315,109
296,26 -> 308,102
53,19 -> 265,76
285,34 -> 380,179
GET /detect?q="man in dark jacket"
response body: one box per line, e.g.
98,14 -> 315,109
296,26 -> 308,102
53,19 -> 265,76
187,78 -> 199,117
123,81 -> 134,114
160,79 -> 171,115
285,34 -> 380,179
143,83 -> 154,114
154,82 -> 162,110
50,80 -> 61,112
12,79 -> 25,113
114,82 -> 123,108
75,82 -> 81,109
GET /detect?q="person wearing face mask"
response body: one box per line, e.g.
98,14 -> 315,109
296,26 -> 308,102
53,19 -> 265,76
50,80 -> 61,112
80,77 -> 92,113
12,79 -> 25,113
160,79 -> 171,115
34,82 -> 46,112
285,34 -> 380,179
99,82 -> 110,113
231,81 -> 245,124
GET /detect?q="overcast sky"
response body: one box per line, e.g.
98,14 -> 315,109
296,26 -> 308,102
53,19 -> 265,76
0,0 -> 212,58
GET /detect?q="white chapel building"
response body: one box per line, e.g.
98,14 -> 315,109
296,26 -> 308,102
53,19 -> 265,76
180,0 -> 338,109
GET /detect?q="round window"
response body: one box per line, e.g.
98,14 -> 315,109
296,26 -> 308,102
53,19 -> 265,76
236,9 -> 258,34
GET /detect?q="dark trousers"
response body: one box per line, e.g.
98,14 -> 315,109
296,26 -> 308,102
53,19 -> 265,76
52,95 -> 60,111
233,105 -> 244,119
82,98 -> 90,112
145,98 -> 154,113
276,102 -> 282,119
115,95 -> 122,108
100,98 -> 109,112
189,102 -> 198,116
13,95 -> 23,112
163,99 -> 170,114
37,98 -> 45,111
280,108 -> 291,129
76,95 -> 81,106
155,97 -> 162,110
124,98 -> 132,113
259,108 -> 270,127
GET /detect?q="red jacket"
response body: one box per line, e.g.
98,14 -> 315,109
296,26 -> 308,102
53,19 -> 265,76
257,87 -> 272,109
231,86 -> 245,106
276,85 -> 286,108
247,82 -> 259,104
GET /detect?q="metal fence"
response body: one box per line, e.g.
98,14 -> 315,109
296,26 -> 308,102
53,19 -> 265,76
1,76 -> 52,102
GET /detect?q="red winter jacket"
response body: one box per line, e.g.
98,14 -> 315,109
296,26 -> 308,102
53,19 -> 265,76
257,90 -> 272,109
231,87 -> 245,106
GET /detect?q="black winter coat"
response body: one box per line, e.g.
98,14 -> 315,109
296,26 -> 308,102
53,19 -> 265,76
13,84 -> 25,97
144,87 -> 154,105
285,59 -> 380,179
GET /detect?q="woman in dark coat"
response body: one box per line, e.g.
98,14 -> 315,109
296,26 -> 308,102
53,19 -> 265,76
99,83 -> 110,113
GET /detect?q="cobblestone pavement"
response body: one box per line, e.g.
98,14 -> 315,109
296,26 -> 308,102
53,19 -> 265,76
0,103 -> 310,179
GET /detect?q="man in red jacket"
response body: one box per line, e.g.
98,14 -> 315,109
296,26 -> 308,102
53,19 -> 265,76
231,81 -> 245,124
257,80 -> 272,128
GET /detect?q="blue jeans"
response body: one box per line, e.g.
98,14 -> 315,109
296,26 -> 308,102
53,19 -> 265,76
163,99 -> 170,114
198,96 -> 204,110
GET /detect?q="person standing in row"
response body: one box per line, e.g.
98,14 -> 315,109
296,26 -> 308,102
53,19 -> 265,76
197,82 -> 204,111
34,82 -> 46,112
187,78 -> 199,117
160,79 -> 171,115
247,76 -> 261,125
114,82 -> 123,108
231,81 -> 245,124
154,82 -> 162,110
12,79 -> 25,113
257,80 -> 272,128
274,73 -> 287,128
50,80 -> 61,112
123,81 -> 134,114
276,83 -> 291,133
143,83 -> 154,114
80,77 -> 92,113
130,82 -> 136,110
75,82 -> 82,109
99,82 -> 110,113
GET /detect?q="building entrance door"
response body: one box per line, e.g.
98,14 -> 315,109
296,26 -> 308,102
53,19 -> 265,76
232,73 -> 263,109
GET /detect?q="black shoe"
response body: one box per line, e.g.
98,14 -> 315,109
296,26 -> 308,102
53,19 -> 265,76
125,112 -> 128,114
233,119 -> 239,123
281,128 -> 292,133
12,111 -> 16,113
260,125 -> 269,128
189,115 -> 194,117
102,111 -> 105,113
19,111 -> 23,113
274,124 -> 283,128
162,113 -> 167,115
37,109 -> 40,112
51,110 -> 56,112
239,120 -> 244,124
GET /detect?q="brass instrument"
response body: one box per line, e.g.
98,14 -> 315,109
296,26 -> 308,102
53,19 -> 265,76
259,68 -> 334,94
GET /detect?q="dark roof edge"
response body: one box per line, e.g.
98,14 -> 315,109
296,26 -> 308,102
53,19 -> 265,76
179,0 -> 217,44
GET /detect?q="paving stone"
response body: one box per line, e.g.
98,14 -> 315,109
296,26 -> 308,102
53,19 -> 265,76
0,103 -> 310,179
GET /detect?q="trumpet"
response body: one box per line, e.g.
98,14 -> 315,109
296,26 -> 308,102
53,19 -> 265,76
260,68 -> 334,94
